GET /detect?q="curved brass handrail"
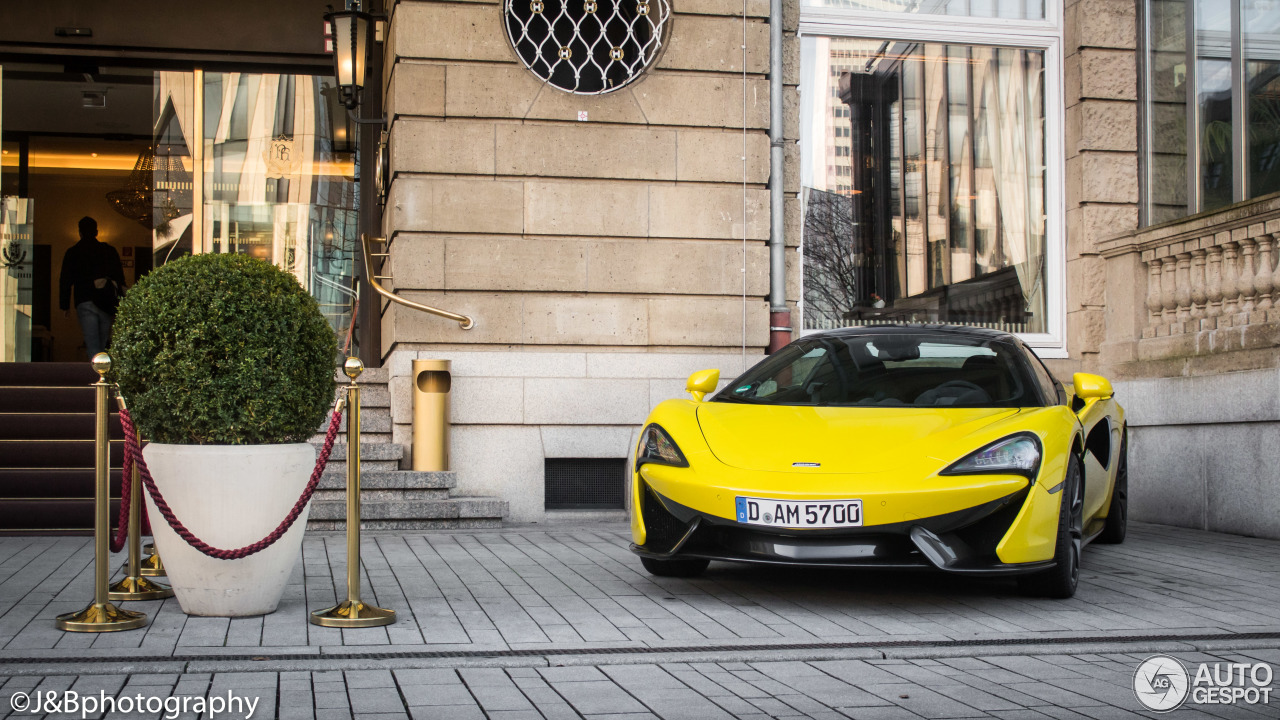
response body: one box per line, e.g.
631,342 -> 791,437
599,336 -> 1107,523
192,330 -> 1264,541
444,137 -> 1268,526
361,235 -> 474,330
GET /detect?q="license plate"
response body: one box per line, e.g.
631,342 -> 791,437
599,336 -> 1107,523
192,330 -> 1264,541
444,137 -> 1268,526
735,497 -> 863,528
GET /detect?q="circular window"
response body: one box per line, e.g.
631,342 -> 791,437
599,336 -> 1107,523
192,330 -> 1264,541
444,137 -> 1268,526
504,0 -> 672,95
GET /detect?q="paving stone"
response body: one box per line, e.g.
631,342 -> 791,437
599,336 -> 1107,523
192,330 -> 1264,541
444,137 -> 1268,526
551,679 -> 650,715
397,683 -> 474,707
0,524 -> 1278,718
537,666 -> 608,683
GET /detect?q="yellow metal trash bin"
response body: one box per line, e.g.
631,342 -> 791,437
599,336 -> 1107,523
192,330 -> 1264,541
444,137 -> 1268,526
411,359 -> 451,471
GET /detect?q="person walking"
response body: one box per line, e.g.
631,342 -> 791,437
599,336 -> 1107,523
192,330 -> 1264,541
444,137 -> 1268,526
58,216 -> 126,359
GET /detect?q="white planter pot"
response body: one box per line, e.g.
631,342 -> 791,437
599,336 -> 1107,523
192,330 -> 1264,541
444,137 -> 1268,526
142,443 -> 316,617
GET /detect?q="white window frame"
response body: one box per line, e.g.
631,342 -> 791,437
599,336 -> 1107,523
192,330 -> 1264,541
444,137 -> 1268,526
797,5 -> 1068,358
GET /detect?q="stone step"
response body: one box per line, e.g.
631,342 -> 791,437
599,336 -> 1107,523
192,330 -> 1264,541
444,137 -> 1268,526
333,366 -> 389,384
331,385 -> 389,408
318,406 -> 392,427
306,497 -> 507,523
324,459 -> 399,473
344,409 -> 392,433
307,517 -> 503,530
317,470 -> 456,490
312,488 -> 451,503
313,442 -> 403,461
320,432 -> 393,445
310,408 -> 392,442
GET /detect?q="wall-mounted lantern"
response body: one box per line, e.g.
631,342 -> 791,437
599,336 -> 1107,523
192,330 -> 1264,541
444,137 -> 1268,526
325,1 -> 375,109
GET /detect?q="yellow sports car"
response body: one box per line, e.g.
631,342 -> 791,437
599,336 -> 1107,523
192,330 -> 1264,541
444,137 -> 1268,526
630,325 -> 1127,598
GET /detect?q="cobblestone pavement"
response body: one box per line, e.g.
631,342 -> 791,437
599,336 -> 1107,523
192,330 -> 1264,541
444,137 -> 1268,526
0,522 -> 1277,718
2,649 -> 1278,719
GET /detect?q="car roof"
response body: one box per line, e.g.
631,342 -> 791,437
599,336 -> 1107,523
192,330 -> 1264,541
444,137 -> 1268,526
804,324 -> 1021,344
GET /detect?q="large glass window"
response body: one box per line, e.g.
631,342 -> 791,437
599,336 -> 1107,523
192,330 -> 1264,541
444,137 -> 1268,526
801,37 -> 1048,335
1143,0 -> 1280,223
152,71 -> 359,336
801,0 -> 1044,20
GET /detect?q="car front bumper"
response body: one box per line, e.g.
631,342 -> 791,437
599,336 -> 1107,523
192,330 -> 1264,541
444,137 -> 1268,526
630,483 -> 1057,576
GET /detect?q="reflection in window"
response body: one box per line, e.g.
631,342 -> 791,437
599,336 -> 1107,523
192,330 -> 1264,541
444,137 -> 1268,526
1246,0 -> 1280,199
152,71 -> 359,338
1146,0 -> 1189,223
153,72 -> 196,263
799,0 -> 1044,20
1197,0 -> 1232,212
1142,0 -> 1280,223
801,37 -> 1047,333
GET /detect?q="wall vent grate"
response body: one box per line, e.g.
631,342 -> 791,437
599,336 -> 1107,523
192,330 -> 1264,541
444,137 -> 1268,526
545,458 -> 626,509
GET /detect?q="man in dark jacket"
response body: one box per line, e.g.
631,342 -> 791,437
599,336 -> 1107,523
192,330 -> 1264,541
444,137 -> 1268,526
59,216 -> 126,359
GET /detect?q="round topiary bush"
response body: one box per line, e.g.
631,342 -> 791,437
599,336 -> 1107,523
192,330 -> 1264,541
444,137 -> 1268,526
112,253 -> 337,445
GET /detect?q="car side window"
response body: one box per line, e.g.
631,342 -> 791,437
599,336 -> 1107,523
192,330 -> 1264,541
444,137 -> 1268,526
1024,347 -> 1066,406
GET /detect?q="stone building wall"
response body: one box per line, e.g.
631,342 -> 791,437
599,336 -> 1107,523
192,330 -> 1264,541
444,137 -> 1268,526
1082,0 -> 1280,540
379,0 -> 799,521
1058,0 -> 1140,376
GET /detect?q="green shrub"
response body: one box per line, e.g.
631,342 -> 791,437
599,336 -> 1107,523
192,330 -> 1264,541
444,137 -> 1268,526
112,253 -> 337,445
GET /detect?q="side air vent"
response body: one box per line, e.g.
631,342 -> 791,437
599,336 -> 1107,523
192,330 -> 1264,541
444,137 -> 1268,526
1085,420 -> 1112,469
544,458 -> 626,509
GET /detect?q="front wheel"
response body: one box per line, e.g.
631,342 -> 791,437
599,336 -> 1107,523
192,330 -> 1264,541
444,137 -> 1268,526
1018,453 -> 1083,599
1097,432 -> 1128,544
641,556 -> 710,578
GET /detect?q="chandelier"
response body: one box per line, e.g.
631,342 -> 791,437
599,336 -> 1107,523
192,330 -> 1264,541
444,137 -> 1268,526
106,148 -> 190,231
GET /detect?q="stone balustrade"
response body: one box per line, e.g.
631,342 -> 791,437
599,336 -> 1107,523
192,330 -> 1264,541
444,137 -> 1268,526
1099,193 -> 1280,377
1140,222 -> 1280,338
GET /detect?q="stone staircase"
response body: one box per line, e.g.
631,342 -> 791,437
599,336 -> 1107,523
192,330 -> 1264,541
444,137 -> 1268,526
306,366 -> 508,530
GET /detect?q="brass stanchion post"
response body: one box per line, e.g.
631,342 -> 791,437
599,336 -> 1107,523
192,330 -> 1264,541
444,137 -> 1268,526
109,394 -> 173,601
56,353 -> 148,632
138,543 -> 168,577
310,357 -> 395,627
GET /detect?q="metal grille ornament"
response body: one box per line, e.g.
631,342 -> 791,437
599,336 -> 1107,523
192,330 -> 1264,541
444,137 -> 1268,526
504,0 -> 671,95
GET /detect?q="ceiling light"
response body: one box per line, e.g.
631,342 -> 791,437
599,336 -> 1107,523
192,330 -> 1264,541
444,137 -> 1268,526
90,152 -> 99,158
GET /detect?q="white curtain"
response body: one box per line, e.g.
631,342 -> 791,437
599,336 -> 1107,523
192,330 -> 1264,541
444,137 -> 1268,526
974,47 -> 1046,332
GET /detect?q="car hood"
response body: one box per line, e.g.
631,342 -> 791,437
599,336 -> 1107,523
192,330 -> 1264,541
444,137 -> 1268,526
695,402 -> 1021,474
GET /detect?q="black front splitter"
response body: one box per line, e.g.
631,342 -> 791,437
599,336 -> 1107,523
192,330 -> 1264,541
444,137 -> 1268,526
630,542 -> 1056,576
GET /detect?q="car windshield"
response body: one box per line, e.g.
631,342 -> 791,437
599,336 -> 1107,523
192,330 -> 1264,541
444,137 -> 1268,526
715,333 -> 1038,408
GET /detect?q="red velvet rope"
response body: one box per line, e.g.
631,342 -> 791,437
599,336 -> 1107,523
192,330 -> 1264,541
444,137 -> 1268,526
110,440 -> 132,553
116,404 -> 344,560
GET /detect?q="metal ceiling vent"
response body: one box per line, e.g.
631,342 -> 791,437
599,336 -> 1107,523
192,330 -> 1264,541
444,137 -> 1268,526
504,0 -> 671,95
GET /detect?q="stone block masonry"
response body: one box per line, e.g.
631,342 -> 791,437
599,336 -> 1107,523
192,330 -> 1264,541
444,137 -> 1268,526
386,349 -> 757,521
380,0 -> 798,519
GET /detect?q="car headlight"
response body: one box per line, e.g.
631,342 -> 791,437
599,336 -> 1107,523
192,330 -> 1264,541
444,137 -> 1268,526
941,433 -> 1042,480
636,424 -> 688,469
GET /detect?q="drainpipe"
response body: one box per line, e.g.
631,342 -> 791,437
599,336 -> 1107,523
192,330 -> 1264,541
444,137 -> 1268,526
767,0 -> 790,353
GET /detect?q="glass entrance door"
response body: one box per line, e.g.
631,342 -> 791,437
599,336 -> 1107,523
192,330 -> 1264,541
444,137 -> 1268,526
152,70 -> 360,338
1,63 -> 35,362
0,197 -> 34,362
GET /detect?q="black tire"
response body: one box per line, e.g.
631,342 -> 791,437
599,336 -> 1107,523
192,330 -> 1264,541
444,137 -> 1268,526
1097,432 -> 1128,544
641,556 -> 710,578
1018,453 -> 1083,599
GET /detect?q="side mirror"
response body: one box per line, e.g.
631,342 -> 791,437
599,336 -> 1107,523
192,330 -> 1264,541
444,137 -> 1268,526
1072,372 -> 1113,400
686,369 -> 720,402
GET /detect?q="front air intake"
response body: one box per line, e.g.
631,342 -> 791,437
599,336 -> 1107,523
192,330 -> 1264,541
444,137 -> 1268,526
641,486 -> 688,553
